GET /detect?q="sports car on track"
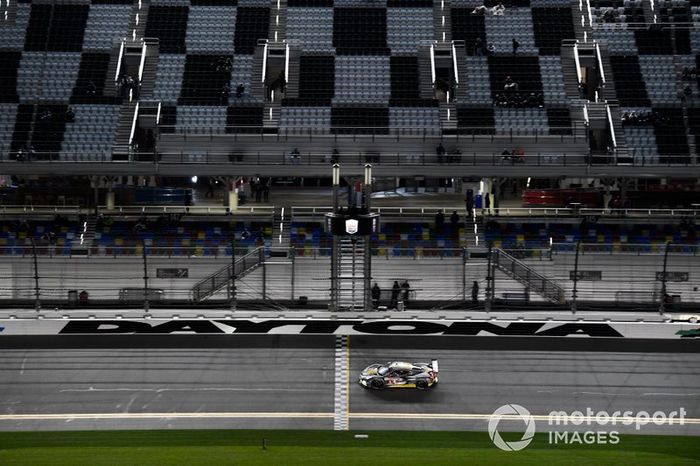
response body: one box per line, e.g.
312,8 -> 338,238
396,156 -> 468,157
359,360 -> 438,390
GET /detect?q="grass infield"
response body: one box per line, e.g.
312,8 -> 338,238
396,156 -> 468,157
0,430 -> 698,465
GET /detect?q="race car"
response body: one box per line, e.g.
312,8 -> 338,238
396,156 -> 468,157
359,360 -> 439,390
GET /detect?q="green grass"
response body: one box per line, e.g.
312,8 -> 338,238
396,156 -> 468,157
0,430 -> 698,465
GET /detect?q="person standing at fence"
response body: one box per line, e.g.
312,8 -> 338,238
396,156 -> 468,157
390,281 -> 400,308
435,210 -> 445,233
372,283 -> 381,308
465,189 -> 474,218
401,281 -> 411,306
450,210 -> 460,233
472,281 -> 479,304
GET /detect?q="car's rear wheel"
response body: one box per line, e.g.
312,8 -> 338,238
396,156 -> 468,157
416,379 -> 429,390
370,378 -> 384,389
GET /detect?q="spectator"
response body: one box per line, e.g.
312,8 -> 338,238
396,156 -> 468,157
331,148 -> 340,164
263,184 -> 270,203
390,281 -> 401,308
484,192 -> 491,213
277,71 -> 287,94
372,283 -> 381,307
475,37 -> 485,56
436,142 -> 446,164
205,179 -> 215,198
487,43 -> 496,56
465,189 -> 474,217
435,210 -> 445,231
512,38 -> 520,55
504,76 -> 518,91
492,2 -> 505,15
236,83 -> 245,98
65,107 -> 75,123
450,210 -> 459,231
221,83 -> 230,98
401,281 -> 411,305
471,5 -> 487,14
514,147 -> 525,163
290,148 -> 301,164
471,281 -> 479,304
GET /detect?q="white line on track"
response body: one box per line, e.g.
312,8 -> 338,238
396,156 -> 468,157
0,413 -> 334,421
58,387 -> 324,393
538,390 -> 700,397
0,413 -> 698,424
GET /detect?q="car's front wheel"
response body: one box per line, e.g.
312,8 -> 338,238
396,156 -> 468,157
370,378 -> 384,390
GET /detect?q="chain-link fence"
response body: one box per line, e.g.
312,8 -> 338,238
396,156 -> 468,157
0,243 -> 697,311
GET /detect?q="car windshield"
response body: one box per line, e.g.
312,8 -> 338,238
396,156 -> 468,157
377,366 -> 389,376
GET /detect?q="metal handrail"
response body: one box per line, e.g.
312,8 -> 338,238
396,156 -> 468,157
97,205 -> 275,216
191,247 -> 264,302
492,248 -> 566,303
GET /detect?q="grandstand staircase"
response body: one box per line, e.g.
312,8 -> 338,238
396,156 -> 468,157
269,0 -> 287,42
263,101 -> 281,133
272,205 -> 291,248
560,40 -> 583,101
335,238 -> 368,311
250,44 -> 267,101
595,43 -> 618,102
138,38 -> 160,98
129,0 -> 150,41
285,46 -> 301,99
418,46 -> 435,100
680,107 -> 697,163
491,248 -> 566,304
115,102 -> 137,146
439,101 -> 458,133
112,102 -> 138,160
462,216 -> 481,251
453,43 -> 468,101
103,41 -> 123,98
70,215 -> 97,256
191,247 -> 265,303
641,0 -> 655,24
570,0 -> 589,42
432,0 -> 452,42
606,102 -> 631,162
2,0 -> 18,24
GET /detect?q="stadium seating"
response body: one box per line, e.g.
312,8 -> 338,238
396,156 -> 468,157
0,219 -> 79,255
91,219 -> 272,256
484,220 -> 699,249
0,0 -> 698,162
291,220 -> 464,256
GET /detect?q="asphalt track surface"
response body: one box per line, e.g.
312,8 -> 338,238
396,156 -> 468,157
0,336 -> 698,434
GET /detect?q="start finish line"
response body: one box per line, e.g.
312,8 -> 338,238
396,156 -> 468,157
0,319 -> 697,339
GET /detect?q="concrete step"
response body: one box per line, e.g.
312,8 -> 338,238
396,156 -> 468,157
139,39 -> 160,98
103,41 -> 123,98
433,0 -> 452,42
115,103 -> 138,145
418,46 -> 435,100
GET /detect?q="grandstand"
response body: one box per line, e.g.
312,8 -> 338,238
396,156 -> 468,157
0,0 -> 697,313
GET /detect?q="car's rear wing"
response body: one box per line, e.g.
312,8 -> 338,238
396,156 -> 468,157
431,359 -> 439,373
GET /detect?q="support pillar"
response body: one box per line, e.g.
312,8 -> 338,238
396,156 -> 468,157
363,164 -> 373,311
106,191 -> 115,210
